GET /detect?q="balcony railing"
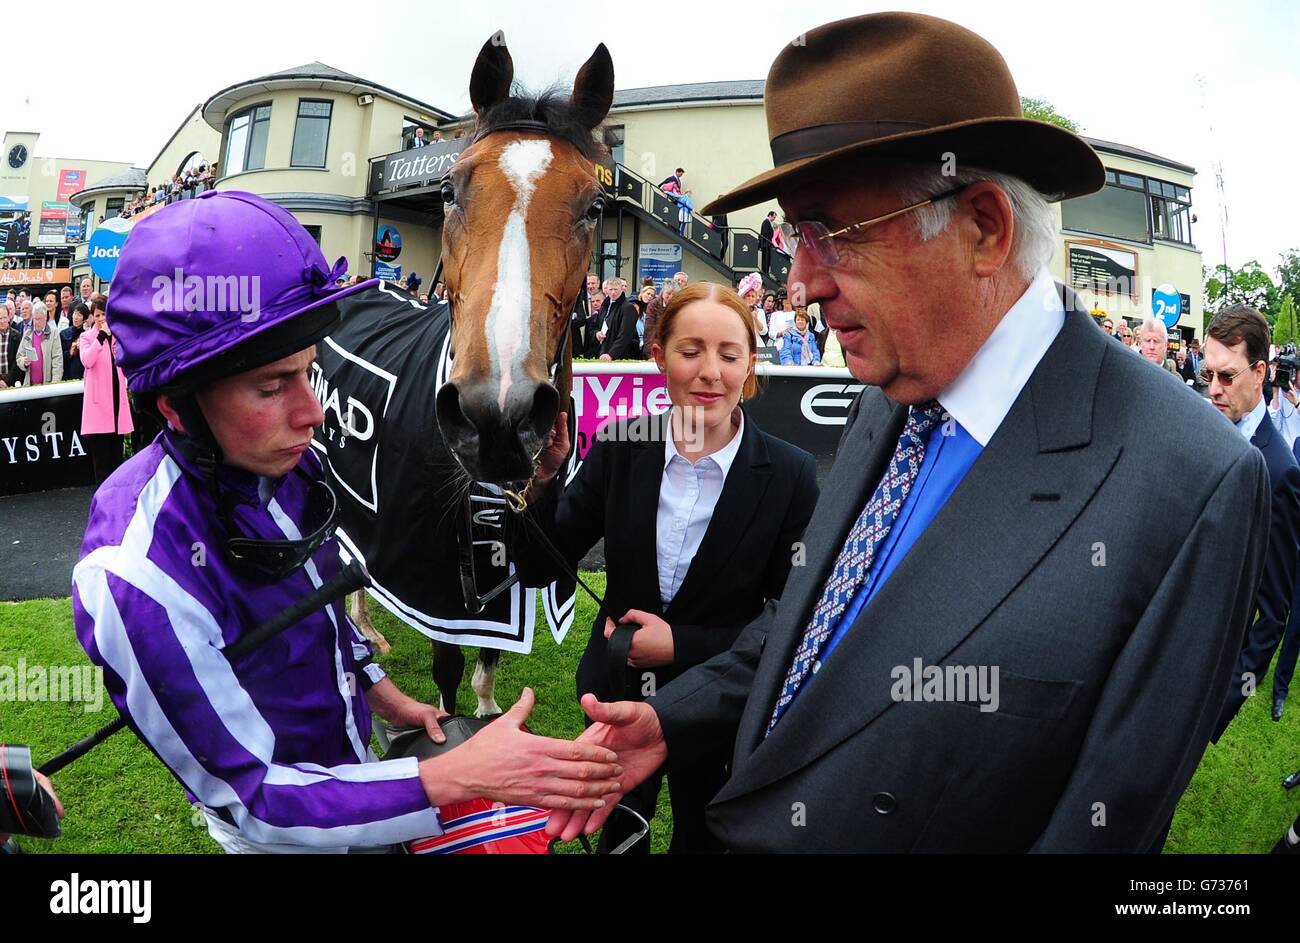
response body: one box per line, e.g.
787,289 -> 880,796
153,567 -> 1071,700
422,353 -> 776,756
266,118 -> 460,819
607,161 -> 791,284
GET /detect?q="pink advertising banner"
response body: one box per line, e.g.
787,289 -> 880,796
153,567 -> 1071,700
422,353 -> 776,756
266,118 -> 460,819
56,169 -> 87,202
569,363 -> 861,466
572,367 -> 669,459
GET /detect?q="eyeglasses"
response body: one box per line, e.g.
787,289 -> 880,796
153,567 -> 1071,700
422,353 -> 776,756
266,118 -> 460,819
1199,361 -> 1261,386
786,186 -> 966,268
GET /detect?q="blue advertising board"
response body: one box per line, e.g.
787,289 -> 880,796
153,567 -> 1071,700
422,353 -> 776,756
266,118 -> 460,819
88,217 -> 132,281
638,243 -> 681,286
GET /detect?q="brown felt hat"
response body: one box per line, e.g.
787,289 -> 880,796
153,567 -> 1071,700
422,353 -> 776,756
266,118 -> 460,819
701,12 -> 1105,216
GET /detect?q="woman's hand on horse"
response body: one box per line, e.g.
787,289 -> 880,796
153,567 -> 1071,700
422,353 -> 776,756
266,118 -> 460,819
605,610 -> 674,668
535,410 -> 569,484
418,687 -> 624,810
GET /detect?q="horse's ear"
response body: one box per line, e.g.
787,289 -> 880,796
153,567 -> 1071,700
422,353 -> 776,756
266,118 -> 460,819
470,31 -> 514,116
570,43 -> 614,129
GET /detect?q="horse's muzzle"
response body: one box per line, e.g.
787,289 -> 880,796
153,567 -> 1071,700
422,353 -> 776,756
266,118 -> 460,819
436,378 -> 560,486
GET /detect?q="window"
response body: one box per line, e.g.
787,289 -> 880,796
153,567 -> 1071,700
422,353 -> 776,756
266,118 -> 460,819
223,103 -> 271,175
177,150 -> 207,176
291,99 -> 332,168
303,225 -> 322,245
401,118 -> 437,150
1147,177 -> 1193,246
1061,183 -> 1150,243
105,198 -> 124,220
601,239 -> 618,282
1150,196 -> 1192,244
606,125 -> 626,165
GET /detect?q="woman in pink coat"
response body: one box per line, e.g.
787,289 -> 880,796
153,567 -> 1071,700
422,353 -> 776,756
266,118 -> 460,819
80,293 -> 134,486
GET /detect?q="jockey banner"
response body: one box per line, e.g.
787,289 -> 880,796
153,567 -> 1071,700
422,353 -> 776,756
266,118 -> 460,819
0,383 -> 91,496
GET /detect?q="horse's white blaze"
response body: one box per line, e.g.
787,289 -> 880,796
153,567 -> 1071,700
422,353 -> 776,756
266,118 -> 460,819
486,139 -> 553,412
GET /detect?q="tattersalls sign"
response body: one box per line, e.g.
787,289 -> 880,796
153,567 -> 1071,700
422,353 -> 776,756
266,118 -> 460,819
374,139 -> 468,193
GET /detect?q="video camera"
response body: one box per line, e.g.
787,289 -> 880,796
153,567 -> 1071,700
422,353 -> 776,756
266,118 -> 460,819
1275,345 -> 1300,392
0,744 -> 61,838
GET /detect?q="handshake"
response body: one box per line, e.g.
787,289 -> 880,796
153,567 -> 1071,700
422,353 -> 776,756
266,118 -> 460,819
415,689 -> 667,842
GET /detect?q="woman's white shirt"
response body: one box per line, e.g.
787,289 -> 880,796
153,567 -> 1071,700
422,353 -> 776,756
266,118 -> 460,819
656,411 -> 745,608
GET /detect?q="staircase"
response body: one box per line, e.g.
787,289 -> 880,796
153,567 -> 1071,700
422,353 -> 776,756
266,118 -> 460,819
605,161 -> 791,291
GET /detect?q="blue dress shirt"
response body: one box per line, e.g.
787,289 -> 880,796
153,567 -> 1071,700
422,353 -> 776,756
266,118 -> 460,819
794,264 -> 1066,687
818,416 -> 984,664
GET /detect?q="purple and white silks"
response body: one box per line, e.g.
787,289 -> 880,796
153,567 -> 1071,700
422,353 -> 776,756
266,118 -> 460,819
72,437 -> 443,850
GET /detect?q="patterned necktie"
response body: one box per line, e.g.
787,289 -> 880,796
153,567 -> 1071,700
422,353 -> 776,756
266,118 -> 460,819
768,400 -> 947,733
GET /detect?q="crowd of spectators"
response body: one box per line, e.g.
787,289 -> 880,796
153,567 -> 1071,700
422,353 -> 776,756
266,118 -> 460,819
121,164 -> 218,219
1,280 -> 97,384
0,280 -> 140,486
570,269 -> 842,368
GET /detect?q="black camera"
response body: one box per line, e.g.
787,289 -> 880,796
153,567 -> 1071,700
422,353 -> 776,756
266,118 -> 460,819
1275,352 -> 1300,392
0,744 -> 61,838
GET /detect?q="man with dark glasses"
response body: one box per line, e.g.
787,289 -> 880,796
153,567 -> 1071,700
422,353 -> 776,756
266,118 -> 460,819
1204,305 -> 1300,742
71,192 -> 622,853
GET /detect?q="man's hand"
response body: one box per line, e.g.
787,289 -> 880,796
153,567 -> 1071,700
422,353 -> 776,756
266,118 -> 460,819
599,354 -> 612,362
35,770 -> 63,819
367,677 -> 447,744
419,688 -> 624,810
605,610 -> 674,668
545,694 -> 667,842
534,410 -> 569,485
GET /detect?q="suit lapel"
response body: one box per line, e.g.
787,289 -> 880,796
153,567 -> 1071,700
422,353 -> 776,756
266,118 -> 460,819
625,415 -> 667,615
1251,411 -> 1273,452
720,301 -> 1123,802
729,390 -> 907,759
667,414 -> 773,617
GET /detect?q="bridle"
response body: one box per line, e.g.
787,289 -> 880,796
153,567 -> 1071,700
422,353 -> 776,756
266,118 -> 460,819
434,120 -> 595,613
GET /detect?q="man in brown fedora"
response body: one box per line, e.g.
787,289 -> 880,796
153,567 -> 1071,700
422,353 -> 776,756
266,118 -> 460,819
547,12 -> 1269,852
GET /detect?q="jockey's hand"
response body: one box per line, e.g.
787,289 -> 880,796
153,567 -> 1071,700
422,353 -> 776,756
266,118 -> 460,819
367,677 -> 448,744
535,411 -> 569,485
419,688 -> 623,810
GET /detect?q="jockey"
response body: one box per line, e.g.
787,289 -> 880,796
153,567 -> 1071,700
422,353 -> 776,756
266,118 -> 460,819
72,190 -> 621,853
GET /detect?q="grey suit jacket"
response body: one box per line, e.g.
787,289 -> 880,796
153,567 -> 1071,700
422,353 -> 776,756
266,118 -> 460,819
650,292 -> 1270,852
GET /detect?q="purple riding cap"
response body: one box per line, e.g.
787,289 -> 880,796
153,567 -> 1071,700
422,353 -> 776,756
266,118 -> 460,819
108,189 -> 376,392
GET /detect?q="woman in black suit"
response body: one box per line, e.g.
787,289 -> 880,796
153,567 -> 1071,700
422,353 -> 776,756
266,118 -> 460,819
515,282 -> 819,853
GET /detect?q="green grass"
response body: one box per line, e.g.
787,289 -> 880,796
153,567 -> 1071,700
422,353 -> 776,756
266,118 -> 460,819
2,587 -> 1296,853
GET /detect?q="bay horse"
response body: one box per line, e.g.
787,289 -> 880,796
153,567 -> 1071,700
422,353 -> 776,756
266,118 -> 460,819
348,33 -> 613,717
